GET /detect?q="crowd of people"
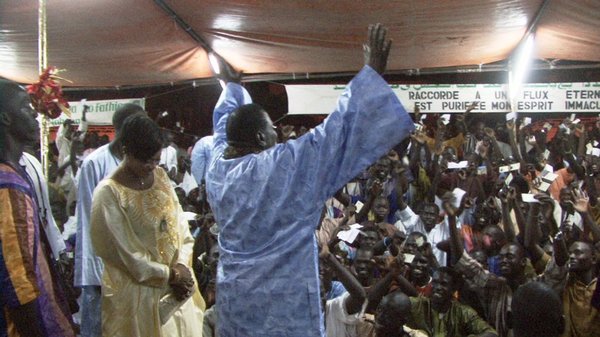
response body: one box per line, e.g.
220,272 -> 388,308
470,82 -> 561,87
1,23 -> 599,337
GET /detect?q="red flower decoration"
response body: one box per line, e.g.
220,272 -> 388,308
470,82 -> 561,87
26,66 -> 71,119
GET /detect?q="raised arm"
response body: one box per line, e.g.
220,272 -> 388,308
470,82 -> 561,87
355,180 -> 382,223
506,119 -> 523,163
367,255 -> 417,313
322,248 -> 366,315
523,200 -> 546,264
483,127 -> 507,162
442,194 -> 464,265
209,54 -> 252,153
508,187 -> 526,240
576,124 -> 587,158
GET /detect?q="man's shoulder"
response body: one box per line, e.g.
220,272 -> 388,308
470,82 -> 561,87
409,295 -> 429,307
82,144 -> 111,163
79,144 -> 117,184
20,151 -> 39,164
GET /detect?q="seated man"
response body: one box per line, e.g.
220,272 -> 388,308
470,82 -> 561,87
396,202 -> 452,266
406,252 -> 433,297
405,267 -> 497,337
320,247 -> 366,337
511,281 -> 565,337
445,198 -> 568,337
374,291 -> 427,337
555,240 -> 600,336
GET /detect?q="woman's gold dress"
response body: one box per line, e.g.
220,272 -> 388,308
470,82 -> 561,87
91,168 -> 204,337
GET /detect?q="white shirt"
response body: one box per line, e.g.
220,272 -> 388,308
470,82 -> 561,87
326,292 -> 364,337
395,206 -> 462,267
160,145 -> 178,174
20,152 -> 66,259
552,198 -> 583,231
75,143 -> 120,286
56,119 -> 88,166
190,135 -> 214,184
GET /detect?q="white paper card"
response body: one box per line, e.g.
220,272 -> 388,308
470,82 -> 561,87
404,253 -> 415,264
543,149 -> 550,160
415,237 -> 425,247
441,114 -> 451,125
452,187 -> 466,209
523,117 -> 532,126
588,147 -> 594,155
355,200 -> 364,213
538,181 -> 551,192
505,173 -> 514,186
506,112 -> 516,121
337,228 -> 362,244
594,148 -> 600,157
499,165 -> 510,173
350,223 -> 363,230
510,163 -> 521,171
543,164 -> 554,174
448,161 -> 469,169
477,166 -> 487,175
542,172 -> 558,182
570,113 -> 576,121
595,141 -> 599,147
521,193 -> 540,203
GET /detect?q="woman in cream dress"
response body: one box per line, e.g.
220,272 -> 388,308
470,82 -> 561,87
91,115 -> 204,337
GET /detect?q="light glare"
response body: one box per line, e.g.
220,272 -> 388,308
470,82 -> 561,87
208,52 -> 221,75
509,34 -> 535,103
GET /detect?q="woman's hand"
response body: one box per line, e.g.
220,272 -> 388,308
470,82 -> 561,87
169,263 -> 195,300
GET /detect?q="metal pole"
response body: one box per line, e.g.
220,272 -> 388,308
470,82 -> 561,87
38,0 -> 49,176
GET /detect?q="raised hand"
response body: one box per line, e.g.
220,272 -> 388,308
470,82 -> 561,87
281,125 -> 295,139
414,104 -> 421,121
363,23 -> 392,74
465,101 -> 478,114
369,180 -> 383,197
411,131 -> 427,145
506,119 -> 516,131
483,127 -> 496,139
570,189 -> 590,213
506,186 -> 517,203
387,149 -> 400,163
344,204 -> 357,218
210,52 -> 242,83
441,192 -> 458,216
385,254 -> 404,276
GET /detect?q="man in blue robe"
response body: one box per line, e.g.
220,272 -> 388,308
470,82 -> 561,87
206,24 -> 414,337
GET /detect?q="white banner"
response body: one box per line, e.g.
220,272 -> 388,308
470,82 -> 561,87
286,82 -> 600,114
48,97 -> 146,126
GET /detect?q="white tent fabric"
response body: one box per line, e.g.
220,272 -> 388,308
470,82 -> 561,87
1,0 -> 599,87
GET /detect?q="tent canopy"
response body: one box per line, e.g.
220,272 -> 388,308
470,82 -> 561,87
1,0 -> 599,87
